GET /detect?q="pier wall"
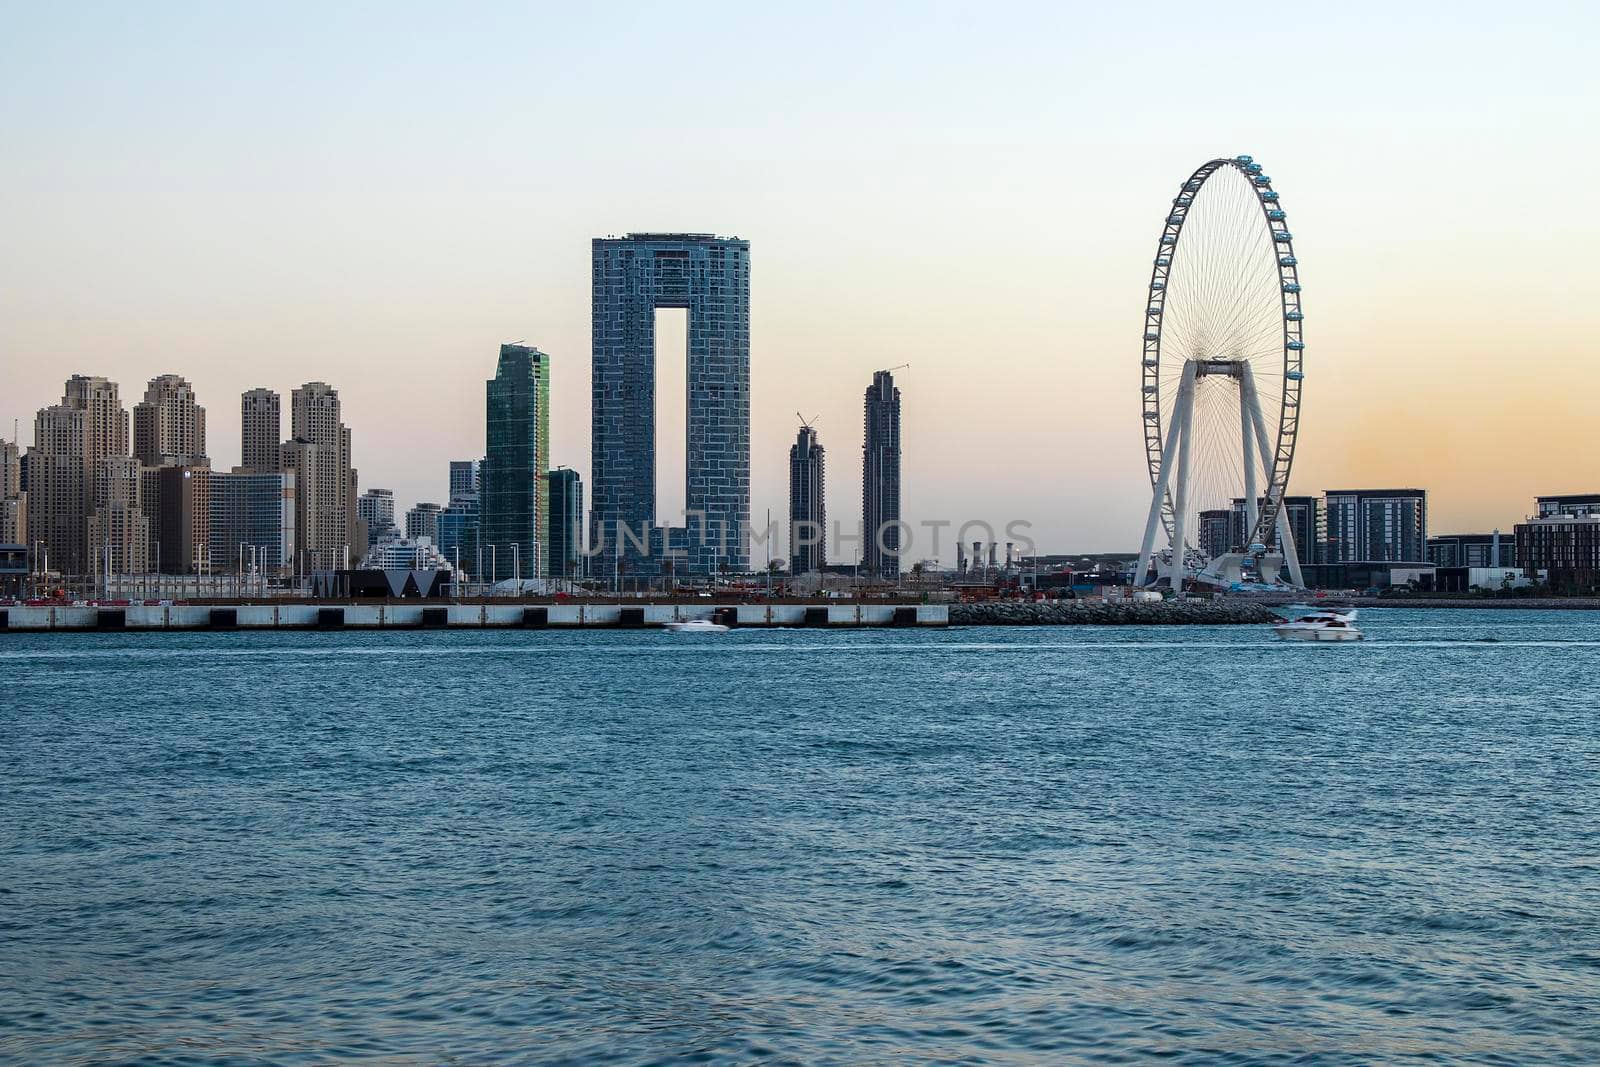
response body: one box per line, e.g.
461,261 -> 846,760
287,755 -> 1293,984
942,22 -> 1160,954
0,603 -> 950,632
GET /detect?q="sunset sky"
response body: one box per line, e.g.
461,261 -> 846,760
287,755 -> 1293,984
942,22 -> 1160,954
2,2 -> 1596,557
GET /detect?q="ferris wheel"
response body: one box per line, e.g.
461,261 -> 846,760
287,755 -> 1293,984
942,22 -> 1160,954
1134,155 -> 1306,589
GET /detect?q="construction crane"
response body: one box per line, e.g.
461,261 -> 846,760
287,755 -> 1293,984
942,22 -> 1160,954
881,363 -> 910,373
796,411 -> 820,428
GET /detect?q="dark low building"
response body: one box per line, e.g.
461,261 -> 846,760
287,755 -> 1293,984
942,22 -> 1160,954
1428,532 -> 1515,568
311,569 -> 453,598
1516,516 -> 1600,593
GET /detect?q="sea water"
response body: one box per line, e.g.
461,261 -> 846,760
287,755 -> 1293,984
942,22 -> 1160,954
2,609 -> 1597,1063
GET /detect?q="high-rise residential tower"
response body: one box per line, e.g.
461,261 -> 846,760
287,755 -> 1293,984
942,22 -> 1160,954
591,233 -> 750,576
27,376 -> 128,577
133,374 -> 208,468
241,388 -> 281,474
483,344 -> 549,580
291,382 -> 354,569
862,370 -> 902,578
279,438 -> 319,572
0,437 -> 23,547
788,421 -> 826,575
88,455 -> 150,577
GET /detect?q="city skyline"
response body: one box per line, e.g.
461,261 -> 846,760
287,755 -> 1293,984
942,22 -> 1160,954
2,6 -> 1597,553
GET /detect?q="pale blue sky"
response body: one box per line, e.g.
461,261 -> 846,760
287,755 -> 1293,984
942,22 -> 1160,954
3,2 -> 1596,554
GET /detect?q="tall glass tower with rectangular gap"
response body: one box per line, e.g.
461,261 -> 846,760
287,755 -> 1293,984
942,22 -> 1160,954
483,344 -> 549,580
591,233 -> 750,577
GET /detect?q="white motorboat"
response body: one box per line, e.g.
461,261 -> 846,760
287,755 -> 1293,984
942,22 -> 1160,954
663,618 -> 730,634
1273,607 -> 1363,641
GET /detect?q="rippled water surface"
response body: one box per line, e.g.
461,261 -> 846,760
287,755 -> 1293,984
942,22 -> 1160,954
3,609 -> 1599,1064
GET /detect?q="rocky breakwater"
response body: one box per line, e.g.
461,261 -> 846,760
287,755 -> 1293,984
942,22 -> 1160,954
950,599 -> 1279,626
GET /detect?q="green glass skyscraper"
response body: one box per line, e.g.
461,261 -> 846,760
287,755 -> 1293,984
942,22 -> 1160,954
483,344 -> 549,579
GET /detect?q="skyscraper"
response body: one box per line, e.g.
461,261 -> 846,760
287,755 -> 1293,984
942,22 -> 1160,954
241,388 -> 281,474
439,459 -> 482,576
27,376 -> 128,577
862,369 -> 902,578
133,374 -> 208,467
788,421 -> 826,575
591,233 -> 750,576
291,382 -> 354,569
88,455 -> 150,577
483,344 -> 549,580
545,468 -> 583,580
279,438 -> 319,573
144,465 -> 208,574
0,437 -> 23,547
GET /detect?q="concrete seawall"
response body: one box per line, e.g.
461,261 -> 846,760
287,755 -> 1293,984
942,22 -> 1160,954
951,600 -> 1279,625
0,603 -> 949,632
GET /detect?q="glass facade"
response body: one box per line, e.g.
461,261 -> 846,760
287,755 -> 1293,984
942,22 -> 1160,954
482,344 -> 548,580
208,471 -> 293,573
591,233 -> 750,577
545,468 -> 583,579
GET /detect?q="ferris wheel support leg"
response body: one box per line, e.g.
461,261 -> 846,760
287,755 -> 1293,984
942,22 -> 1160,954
1239,386 -> 1259,547
1169,368 -> 1198,593
1241,364 -> 1305,588
1135,361 -> 1197,586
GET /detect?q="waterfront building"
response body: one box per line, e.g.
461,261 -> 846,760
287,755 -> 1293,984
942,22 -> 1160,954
1536,493 -> 1600,519
241,388 -> 281,474
1198,509 -> 1232,560
591,233 -> 751,577
406,502 -> 443,542
26,376 -> 128,576
88,455 -> 150,576
788,422 -> 826,575
291,382 -> 355,570
862,369 -> 902,578
358,488 -> 397,542
483,344 -> 549,579
0,437 -> 23,547
1428,532 -> 1516,569
449,460 -> 480,501
133,374 -> 208,468
545,467 -> 583,579
209,470 -> 294,573
1516,514 -> 1600,592
1323,489 -> 1427,563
